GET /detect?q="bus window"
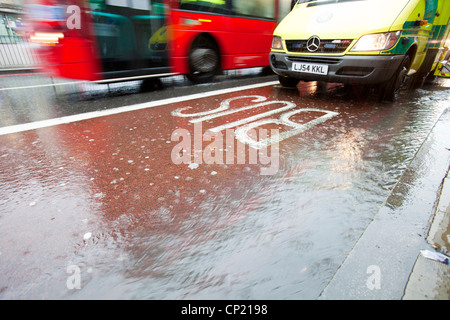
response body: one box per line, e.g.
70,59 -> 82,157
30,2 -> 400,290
179,0 -> 230,15
233,0 -> 275,19
91,0 -> 168,73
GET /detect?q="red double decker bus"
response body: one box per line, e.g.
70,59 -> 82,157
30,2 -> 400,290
26,0 -> 292,83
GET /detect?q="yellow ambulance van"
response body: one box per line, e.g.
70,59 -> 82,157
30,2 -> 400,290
270,0 -> 450,101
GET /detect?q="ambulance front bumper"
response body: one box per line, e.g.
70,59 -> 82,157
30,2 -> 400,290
270,53 -> 405,85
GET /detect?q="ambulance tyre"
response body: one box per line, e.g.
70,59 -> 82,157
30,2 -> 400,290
278,75 -> 299,88
378,55 -> 410,102
424,71 -> 437,84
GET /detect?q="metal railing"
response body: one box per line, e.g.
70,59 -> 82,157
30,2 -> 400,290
0,35 -> 39,70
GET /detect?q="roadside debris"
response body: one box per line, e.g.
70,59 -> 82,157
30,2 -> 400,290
420,250 -> 450,265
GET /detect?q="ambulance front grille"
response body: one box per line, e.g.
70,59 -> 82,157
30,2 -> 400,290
286,39 -> 353,54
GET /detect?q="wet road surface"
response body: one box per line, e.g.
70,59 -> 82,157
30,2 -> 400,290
0,71 -> 449,299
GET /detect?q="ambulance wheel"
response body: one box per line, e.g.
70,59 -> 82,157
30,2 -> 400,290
278,75 -> 299,88
424,71 -> 437,84
187,36 -> 220,84
378,55 -> 410,102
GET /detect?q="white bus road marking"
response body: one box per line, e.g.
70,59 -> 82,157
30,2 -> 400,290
0,81 -> 279,136
171,95 -> 340,149
235,108 -> 339,149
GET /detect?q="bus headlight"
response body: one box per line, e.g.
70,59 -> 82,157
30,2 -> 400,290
271,36 -> 284,50
350,31 -> 401,52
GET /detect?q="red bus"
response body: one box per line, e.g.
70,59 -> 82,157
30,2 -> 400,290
26,0 -> 292,83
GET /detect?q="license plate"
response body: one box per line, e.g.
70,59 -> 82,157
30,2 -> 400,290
292,62 -> 328,75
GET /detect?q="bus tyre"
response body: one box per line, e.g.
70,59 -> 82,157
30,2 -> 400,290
278,75 -> 299,88
187,37 -> 220,84
261,66 -> 275,76
378,55 -> 410,102
140,78 -> 163,92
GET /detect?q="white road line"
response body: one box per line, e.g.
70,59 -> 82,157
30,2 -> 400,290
0,80 -> 279,136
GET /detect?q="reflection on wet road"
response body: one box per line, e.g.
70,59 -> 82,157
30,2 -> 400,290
0,73 -> 449,299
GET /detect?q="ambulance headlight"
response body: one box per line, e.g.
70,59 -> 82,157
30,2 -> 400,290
271,36 -> 284,50
350,31 -> 401,52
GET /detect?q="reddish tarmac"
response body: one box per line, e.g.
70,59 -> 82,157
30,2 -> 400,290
0,77 -> 449,299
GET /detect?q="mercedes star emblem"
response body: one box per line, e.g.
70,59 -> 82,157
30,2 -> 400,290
306,36 -> 321,52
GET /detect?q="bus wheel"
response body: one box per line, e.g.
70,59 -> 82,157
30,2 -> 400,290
278,75 -> 299,88
378,55 -> 410,102
140,78 -> 163,92
187,37 -> 220,83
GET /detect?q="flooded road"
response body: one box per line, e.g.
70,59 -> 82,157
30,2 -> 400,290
0,72 -> 449,299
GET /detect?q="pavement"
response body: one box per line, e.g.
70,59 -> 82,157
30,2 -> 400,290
402,166 -> 450,300
320,106 -> 450,300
